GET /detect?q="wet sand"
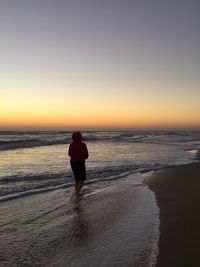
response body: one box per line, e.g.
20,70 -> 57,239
0,173 -> 159,267
145,159 -> 200,267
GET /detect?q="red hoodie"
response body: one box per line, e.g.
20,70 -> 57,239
68,132 -> 89,162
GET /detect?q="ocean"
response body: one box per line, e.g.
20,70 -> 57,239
0,131 -> 200,266
0,131 -> 199,201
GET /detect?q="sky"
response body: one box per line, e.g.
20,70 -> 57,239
0,0 -> 200,130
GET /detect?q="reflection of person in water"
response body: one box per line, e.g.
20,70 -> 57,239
71,199 -> 89,241
68,132 -> 89,197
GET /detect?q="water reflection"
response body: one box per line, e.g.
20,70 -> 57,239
71,197 -> 89,243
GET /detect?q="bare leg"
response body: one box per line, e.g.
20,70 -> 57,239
75,180 -> 79,195
76,180 -> 84,196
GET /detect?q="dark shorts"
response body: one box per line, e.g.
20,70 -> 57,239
70,161 -> 86,181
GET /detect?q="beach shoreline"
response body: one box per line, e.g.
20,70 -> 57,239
0,172 -> 159,267
144,152 -> 200,267
1,142 -> 200,266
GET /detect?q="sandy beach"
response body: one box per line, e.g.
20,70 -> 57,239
145,157 -> 200,267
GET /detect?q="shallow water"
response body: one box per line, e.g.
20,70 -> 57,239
0,173 -> 159,267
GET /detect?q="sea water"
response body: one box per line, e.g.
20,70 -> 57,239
0,131 -> 200,266
0,131 -> 200,200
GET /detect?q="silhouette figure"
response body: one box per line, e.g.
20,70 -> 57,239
68,132 -> 89,197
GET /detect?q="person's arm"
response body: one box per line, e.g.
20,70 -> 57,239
84,143 -> 89,159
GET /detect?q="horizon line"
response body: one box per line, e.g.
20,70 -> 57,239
0,126 -> 200,132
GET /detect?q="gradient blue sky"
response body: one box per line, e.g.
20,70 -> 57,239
1,0 -> 200,129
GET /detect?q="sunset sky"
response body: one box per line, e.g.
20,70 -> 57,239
1,0 -> 200,130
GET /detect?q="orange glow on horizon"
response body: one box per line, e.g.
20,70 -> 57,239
1,111 -> 200,130
1,85 -> 200,130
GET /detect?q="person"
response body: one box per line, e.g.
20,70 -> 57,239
68,131 -> 89,197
